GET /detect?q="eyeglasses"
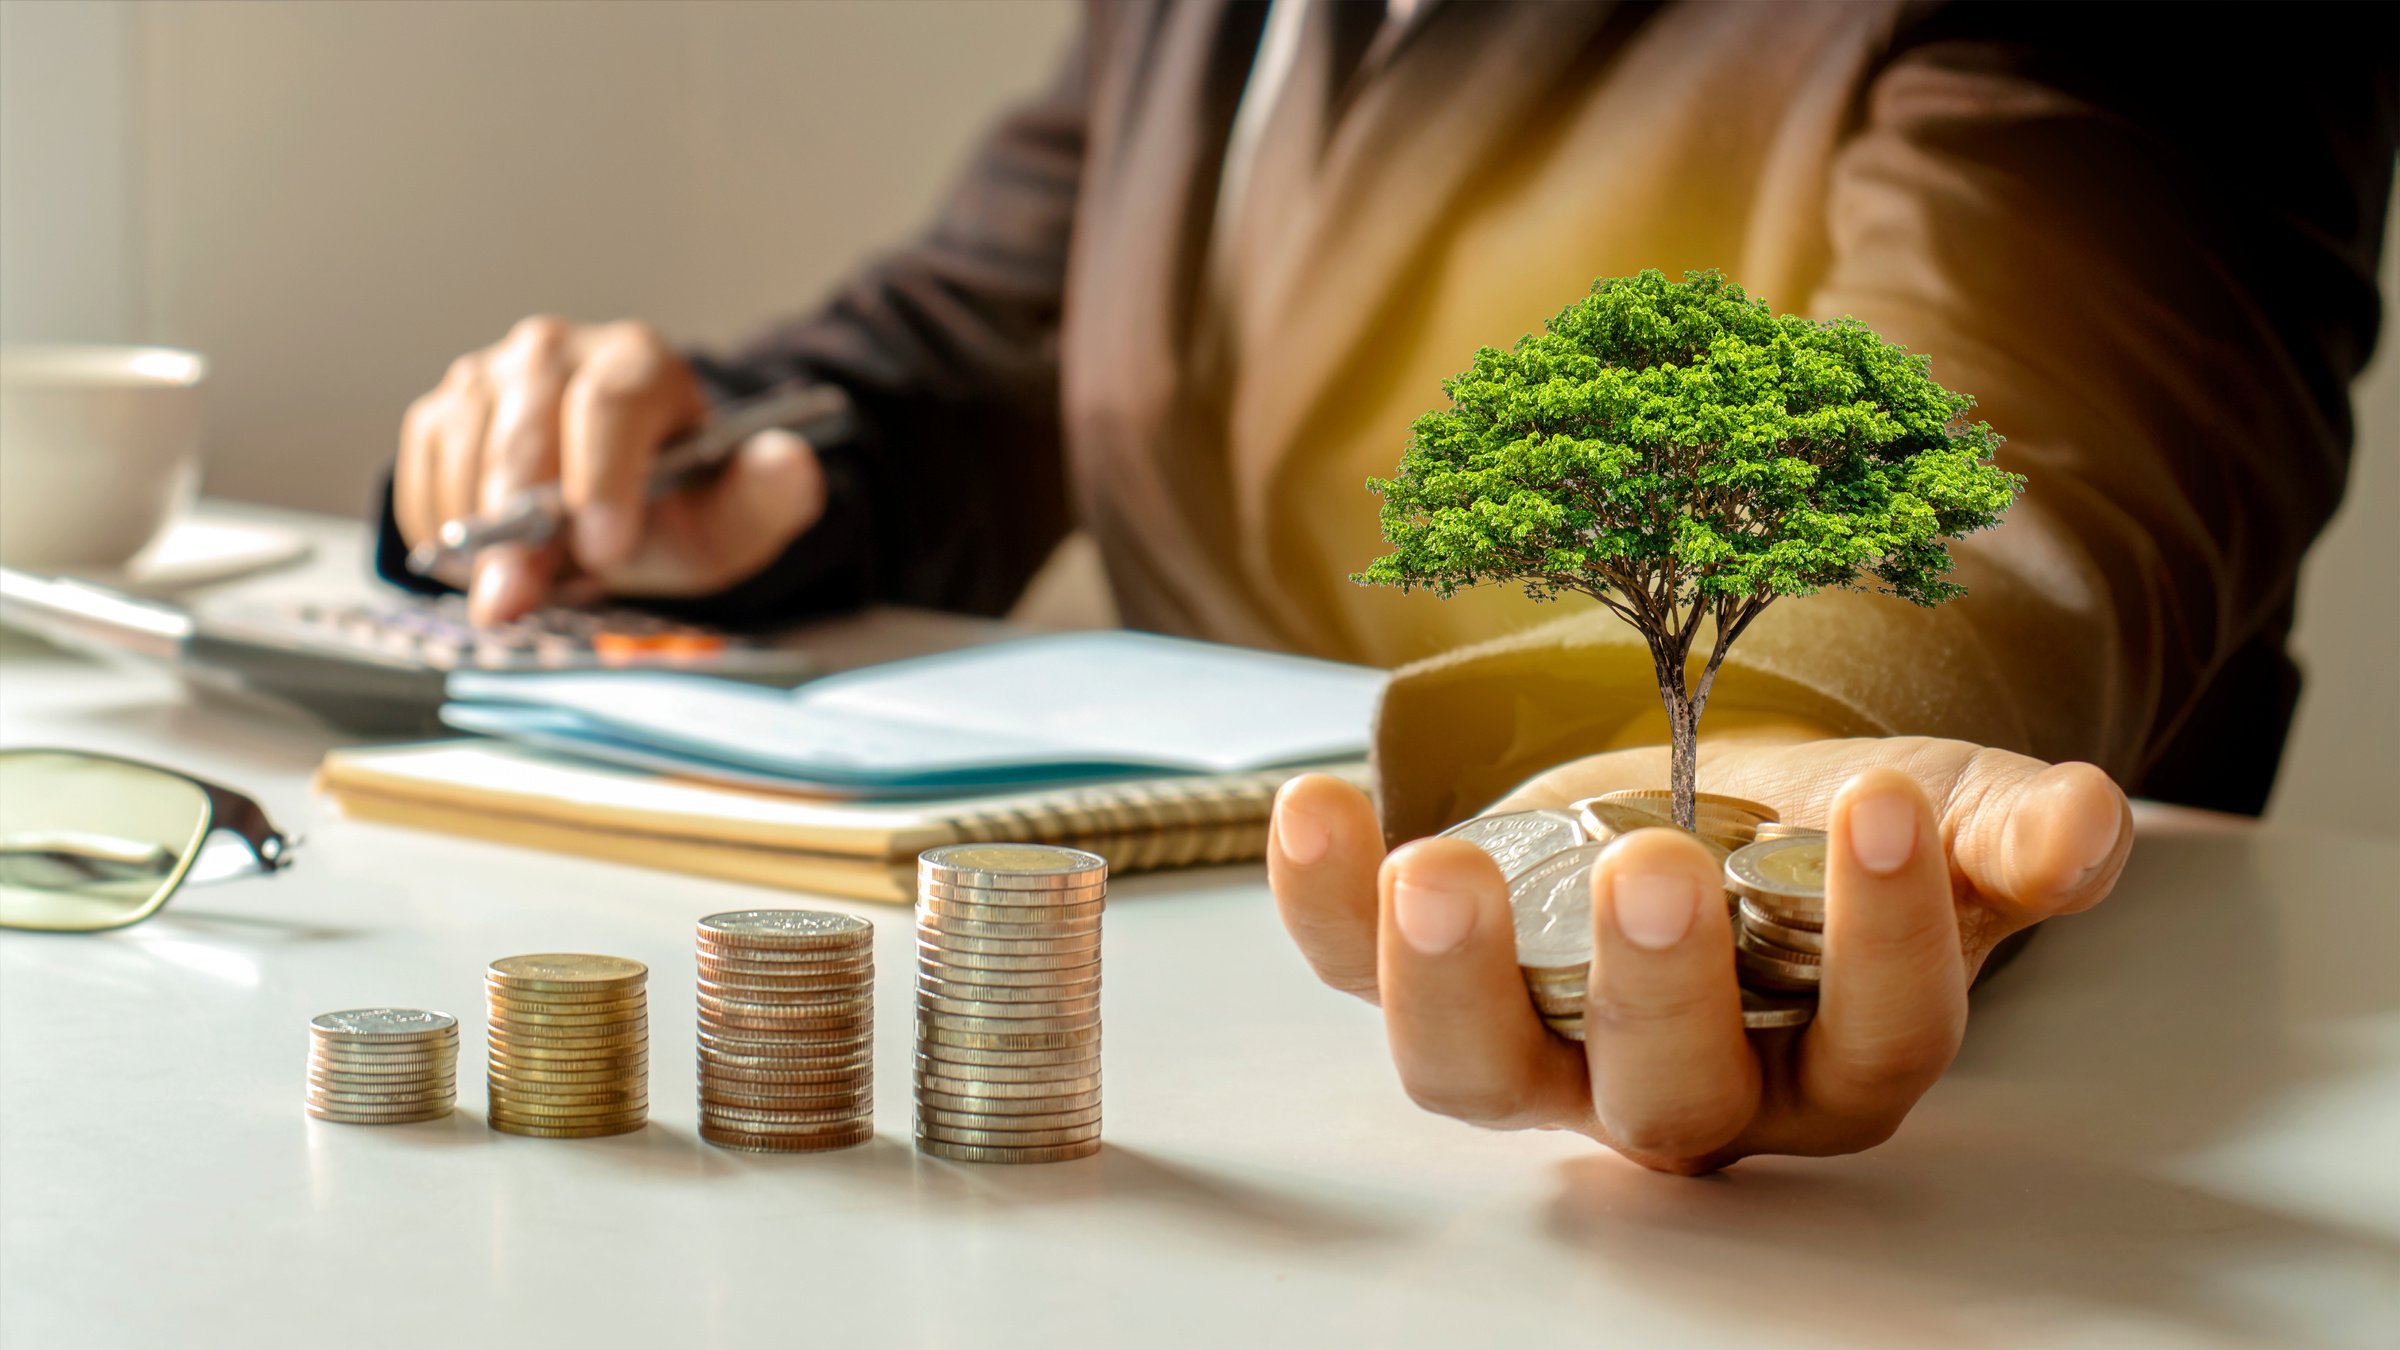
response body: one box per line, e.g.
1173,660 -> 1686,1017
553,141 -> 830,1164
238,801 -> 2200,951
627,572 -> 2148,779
0,748 -> 292,932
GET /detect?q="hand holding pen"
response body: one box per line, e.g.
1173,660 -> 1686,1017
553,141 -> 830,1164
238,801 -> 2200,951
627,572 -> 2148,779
392,319 -> 854,626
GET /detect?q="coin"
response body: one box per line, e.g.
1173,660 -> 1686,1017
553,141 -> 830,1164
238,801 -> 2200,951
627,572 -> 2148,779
918,1007 -> 1098,1035
917,881 -> 1107,911
307,1087 -> 458,1109
916,913 -> 1104,943
308,1105 -> 453,1125
699,1119 -> 876,1151
913,1121 -> 1103,1148
1753,821 -> 1824,844
310,1051 -> 456,1075
487,953 -> 648,990
918,842 -> 1107,889
701,1086 -> 875,1115
697,910 -> 872,949
1737,899 -> 1825,954
915,971 -> 1100,1003
1439,809 -> 1589,880
914,1138 -> 1099,1164
914,1044 -> 1098,1073
916,892 -> 1106,921
917,1086 -> 1100,1115
1740,987 -> 1816,1028
489,1117 -> 646,1138
487,1094 -> 650,1118
1598,788 -> 1779,825
916,929 -> 1101,958
1508,843 -> 1606,967
918,1023 -> 1100,1052
917,1101 -> 1102,1132
1734,928 -> 1821,990
1726,836 -> 1827,912
487,1026 -> 649,1053
910,941 -> 1098,973
486,1046 -> 649,1069
310,1008 -> 459,1040
693,947 -> 877,972
695,969 -> 873,995
480,1004 -> 650,1028
914,1067 -> 1103,1098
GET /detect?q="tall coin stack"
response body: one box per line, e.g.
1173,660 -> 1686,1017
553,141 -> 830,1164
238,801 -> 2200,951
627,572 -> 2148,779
306,1009 -> 458,1124
485,954 -> 650,1138
695,910 -> 875,1153
914,844 -> 1105,1164
1727,834 -> 1827,1003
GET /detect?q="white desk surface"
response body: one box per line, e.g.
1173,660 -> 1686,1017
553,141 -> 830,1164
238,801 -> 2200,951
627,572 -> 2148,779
2,505 -> 2395,1349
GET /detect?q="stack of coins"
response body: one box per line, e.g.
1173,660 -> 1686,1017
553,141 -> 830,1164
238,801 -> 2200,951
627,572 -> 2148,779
485,954 -> 649,1138
1450,795 -> 1823,1038
695,910 -> 875,1153
306,1009 -> 458,1124
914,843 -> 1104,1164
1727,834 -> 1827,1001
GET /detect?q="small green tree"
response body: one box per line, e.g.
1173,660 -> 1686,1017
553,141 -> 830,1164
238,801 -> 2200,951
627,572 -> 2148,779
1356,269 -> 2022,830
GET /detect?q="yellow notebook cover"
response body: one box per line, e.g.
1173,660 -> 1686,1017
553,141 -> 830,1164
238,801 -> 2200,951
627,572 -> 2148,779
315,740 -> 1365,902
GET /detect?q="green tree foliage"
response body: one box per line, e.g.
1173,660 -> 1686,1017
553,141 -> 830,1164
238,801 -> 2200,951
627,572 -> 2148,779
1356,269 -> 2022,829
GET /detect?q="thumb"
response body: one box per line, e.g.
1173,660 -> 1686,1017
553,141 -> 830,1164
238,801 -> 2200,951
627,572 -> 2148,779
639,428 -> 828,593
1942,754 -> 2134,928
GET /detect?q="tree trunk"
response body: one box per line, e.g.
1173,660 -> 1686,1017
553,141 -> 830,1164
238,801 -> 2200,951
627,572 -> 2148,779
1665,692 -> 1698,831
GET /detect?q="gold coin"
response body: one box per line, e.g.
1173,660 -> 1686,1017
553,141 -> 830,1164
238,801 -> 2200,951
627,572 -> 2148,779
1725,836 -> 1828,909
484,1040 -> 649,1065
695,1026 -> 872,1053
698,1012 -> 870,1040
914,1137 -> 1099,1164
695,969 -> 872,995
489,1117 -> 646,1138
917,1024 -> 1099,1052
486,1023 -> 649,1048
695,987 -> 871,1013
694,946 -> 872,969
485,1065 -> 645,1088
487,1096 -> 650,1120
1753,821 -> 1824,844
487,953 -> 647,988
1598,788 -> 1778,822
700,1114 -> 878,1143
487,1085 -> 647,1109
913,1120 -> 1103,1148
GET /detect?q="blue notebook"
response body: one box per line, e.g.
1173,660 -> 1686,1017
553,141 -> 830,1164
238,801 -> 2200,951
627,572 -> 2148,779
441,631 -> 1386,797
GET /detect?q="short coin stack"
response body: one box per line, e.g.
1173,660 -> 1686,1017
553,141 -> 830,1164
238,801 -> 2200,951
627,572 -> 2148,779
914,843 -> 1104,1164
695,910 -> 876,1153
306,1008 -> 459,1124
1727,833 -> 1828,1002
485,954 -> 650,1138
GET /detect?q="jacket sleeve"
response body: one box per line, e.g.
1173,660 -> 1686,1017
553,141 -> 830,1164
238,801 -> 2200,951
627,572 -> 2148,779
1372,4 -> 2398,840
682,24 -> 1091,620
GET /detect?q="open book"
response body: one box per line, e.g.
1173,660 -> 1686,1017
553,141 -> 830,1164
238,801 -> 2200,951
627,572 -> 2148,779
441,631 -> 1388,796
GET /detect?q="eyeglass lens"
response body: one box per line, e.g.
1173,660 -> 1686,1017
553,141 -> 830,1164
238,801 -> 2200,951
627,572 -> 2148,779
0,752 -> 211,932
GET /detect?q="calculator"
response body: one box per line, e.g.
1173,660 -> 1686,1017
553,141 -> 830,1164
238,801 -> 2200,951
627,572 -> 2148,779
0,568 -> 817,733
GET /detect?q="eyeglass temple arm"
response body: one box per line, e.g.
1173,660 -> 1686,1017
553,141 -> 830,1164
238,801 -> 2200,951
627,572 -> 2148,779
192,778 -> 292,872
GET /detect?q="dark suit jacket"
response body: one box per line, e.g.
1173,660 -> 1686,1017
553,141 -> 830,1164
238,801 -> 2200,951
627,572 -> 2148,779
399,0 -> 2398,834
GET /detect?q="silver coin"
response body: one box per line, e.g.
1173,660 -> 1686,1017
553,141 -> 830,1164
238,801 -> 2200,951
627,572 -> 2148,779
916,896 -> 1107,926
918,843 -> 1107,890
915,972 -> 1100,1004
917,930 -> 1102,958
1737,899 -> 1824,954
1508,843 -> 1608,968
1439,809 -> 1588,880
697,910 -> 872,945
918,878 -> 1107,909
916,914 -> 1103,944
912,941 -> 1098,973
310,1009 -> 459,1040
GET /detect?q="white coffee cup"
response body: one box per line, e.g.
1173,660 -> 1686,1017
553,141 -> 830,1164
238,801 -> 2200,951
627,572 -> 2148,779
0,344 -> 206,569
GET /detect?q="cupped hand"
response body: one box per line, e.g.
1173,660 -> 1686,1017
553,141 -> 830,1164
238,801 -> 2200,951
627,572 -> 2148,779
394,317 -> 829,625
1267,735 -> 2133,1173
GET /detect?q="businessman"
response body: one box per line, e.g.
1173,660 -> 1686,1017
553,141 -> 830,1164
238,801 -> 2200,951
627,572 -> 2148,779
385,1 -> 2397,1171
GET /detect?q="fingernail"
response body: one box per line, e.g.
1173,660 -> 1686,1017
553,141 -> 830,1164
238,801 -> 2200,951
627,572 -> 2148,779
1848,789 -> 1918,876
468,563 -> 508,623
1611,871 -> 1698,950
1276,798 -> 1330,866
1393,876 -> 1477,955
574,504 -> 631,565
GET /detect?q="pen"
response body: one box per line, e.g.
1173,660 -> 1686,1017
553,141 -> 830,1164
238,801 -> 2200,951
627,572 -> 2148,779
403,382 -> 858,577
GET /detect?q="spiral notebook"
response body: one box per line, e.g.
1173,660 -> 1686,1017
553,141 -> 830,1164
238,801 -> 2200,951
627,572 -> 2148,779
315,740 -> 1369,902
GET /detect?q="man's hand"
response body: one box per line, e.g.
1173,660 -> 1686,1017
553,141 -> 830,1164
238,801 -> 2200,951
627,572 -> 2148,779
1267,736 -> 2133,1173
394,317 -> 829,625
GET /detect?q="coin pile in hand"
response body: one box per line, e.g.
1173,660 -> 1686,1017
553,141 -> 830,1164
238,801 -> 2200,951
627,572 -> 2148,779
1443,790 -> 1817,1038
485,954 -> 650,1138
1727,833 -> 1827,996
914,843 -> 1104,1164
306,1008 -> 459,1124
694,910 -> 875,1153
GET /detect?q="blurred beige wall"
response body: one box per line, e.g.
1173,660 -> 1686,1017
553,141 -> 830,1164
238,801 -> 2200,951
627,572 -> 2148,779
1,0 -> 2393,831
1,0 -> 1076,510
